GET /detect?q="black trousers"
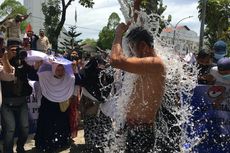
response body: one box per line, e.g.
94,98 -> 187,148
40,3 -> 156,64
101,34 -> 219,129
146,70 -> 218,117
124,124 -> 155,153
83,112 -> 112,153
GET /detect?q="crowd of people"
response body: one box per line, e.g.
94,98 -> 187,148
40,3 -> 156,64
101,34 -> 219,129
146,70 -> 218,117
196,40 -> 230,86
0,4 -> 167,152
0,13 -> 51,54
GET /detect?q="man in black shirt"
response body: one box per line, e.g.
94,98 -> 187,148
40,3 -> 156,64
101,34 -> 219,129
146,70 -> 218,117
1,38 -> 37,153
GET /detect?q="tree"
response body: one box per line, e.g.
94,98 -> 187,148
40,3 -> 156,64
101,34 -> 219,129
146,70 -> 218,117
0,0 -> 27,18
79,0 -> 94,8
80,38 -> 98,57
139,0 -> 170,34
81,38 -> 97,48
107,12 -> 120,30
0,0 -> 28,32
198,0 -> 230,52
142,0 -> 166,15
42,0 -> 95,50
60,26 -> 83,51
97,12 -> 120,50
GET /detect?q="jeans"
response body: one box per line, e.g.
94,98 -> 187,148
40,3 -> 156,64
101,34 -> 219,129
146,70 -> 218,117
1,97 -> 29,153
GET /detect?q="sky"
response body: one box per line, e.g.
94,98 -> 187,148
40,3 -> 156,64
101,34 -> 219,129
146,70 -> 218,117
64,0 -> 201,39
0,0 -> 200,40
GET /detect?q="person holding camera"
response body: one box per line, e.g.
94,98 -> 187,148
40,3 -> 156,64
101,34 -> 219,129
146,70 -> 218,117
0,40 -> 16,102
1,38 -> 38,153
0,37 -> 17,148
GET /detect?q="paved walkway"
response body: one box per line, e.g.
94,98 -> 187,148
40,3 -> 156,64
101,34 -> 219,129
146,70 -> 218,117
1,130 -> 86,153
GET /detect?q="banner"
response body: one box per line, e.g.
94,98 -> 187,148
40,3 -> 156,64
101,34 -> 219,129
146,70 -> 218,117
28,81 -> 41,133
2,81 -> 230,153
190,85 -> 230,153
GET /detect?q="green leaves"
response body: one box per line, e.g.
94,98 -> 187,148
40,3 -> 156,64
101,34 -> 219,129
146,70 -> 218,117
79,0 -> 94,8
97,27 -> 115,50
0,0 -> 27,18
107,12 -> 121,30
61,26 -> 83,51
198,0 -> 230,51
42,0 -> 95,50
140,0 -> 168,34
97,12 -> 120,50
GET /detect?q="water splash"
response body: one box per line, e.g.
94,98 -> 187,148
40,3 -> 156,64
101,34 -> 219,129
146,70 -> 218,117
154,43 -> 199,152
99,1 -> 200,152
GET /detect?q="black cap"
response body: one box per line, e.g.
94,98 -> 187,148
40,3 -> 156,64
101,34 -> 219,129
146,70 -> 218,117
7,38 -> 22,47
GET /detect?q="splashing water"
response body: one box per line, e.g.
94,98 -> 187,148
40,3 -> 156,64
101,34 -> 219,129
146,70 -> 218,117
154,43 -> 200,152
99,1 -> 201,152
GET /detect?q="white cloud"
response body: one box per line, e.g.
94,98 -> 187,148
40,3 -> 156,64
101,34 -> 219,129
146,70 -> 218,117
164,0 -> 196,5
163,0 -> 200,34
1,0 -> 200,39
66,0 -> 201,39
64,0 -> 125,40
93,0 -> 119,9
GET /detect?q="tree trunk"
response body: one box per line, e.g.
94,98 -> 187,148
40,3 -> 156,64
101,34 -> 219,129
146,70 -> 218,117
52,0 -> 72,50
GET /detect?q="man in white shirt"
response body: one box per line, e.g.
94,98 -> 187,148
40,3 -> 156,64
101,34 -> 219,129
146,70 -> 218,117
36,29 -> 50,53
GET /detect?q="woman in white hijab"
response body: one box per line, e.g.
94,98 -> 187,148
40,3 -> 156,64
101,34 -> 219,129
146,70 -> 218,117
34,57 -> 75,152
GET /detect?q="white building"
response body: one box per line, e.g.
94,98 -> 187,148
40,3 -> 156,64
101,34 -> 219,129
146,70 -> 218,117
160,25 -> 199,54
23,0 -> 69,49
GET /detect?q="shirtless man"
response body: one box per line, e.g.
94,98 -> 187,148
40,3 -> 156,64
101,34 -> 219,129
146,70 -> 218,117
110,23 -> 165,152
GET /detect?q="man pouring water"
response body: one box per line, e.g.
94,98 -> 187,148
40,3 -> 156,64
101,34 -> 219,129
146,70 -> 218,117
109,1 -> 166,152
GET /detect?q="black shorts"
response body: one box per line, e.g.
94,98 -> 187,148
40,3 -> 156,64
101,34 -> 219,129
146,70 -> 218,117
84,112 -> 112,147
125,124 -> 155,153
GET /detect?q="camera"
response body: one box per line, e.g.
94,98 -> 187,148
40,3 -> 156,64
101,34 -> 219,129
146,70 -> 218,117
16,47 -> 27,60
0,48 -> 5,58
70,55 -> 79,61
0,48 -> 5,54
11,47 -> 27,67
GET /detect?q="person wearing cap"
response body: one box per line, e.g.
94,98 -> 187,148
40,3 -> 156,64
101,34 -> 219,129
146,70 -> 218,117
213,40 -> 228,64
0,40 -> 16,104
210,57 -> 230,85
0,14 -> 30,38
209,57 -> 230,150
1,38 -> 38,153
0,39 -> 16,148
36,29 -> 50,53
